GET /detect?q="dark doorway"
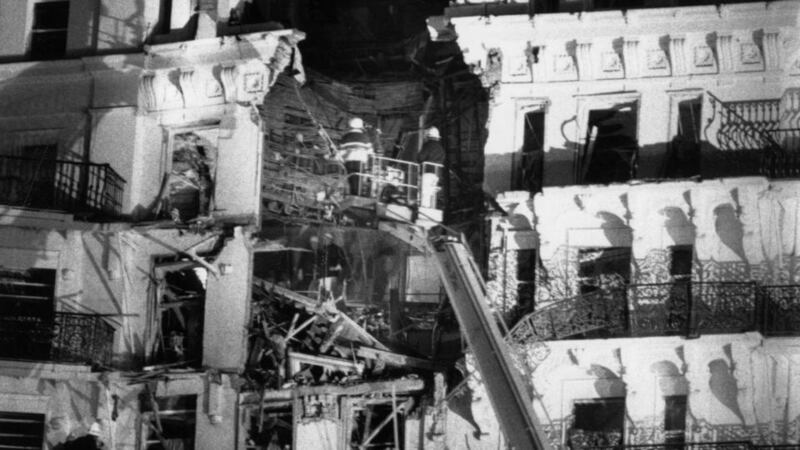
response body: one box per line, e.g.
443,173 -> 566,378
0,268 -> 56,361
513,110 -> 545,192
581,105 -> 638,184
578,247 -> 631,294
153,261 -> 207,367
516,249 -> 536,311
568,397 -> 625,449
665,98 -> 701,178
143,395 -> 197,450
664,395 -> 687,445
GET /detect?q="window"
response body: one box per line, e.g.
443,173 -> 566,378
569,398 -> 625,449
0,268 -> 56,361
0,411 -> 45,449
580,104 -> 638,184
517,249 -> 536,309
30,1 -> 69,60
143,395 -> 197,450
665,98 -> 701,178
513,111 -> 545,192
664,395 -> 687,445
166,128 -> 218,221
669,246 -> 693,280
578,247 -> 631,294
151,260 -> 207,367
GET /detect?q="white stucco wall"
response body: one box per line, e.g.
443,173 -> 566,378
449,335 -> 800,448
442,1 -> 800,194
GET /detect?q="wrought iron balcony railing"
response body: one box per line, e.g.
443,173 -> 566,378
582,442 -> 798,450
627,281 -> 758,337
0,155 -> 125,217
0,312 -> 114,366
761,285 -> 800,336
508,287 -> 628,343
508,281 -> 800,345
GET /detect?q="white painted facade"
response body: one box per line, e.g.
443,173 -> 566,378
442,1 -> 800,448
0,1 -> 302,448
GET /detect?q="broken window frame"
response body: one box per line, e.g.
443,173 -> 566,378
242,399 -> 294,450
146,257 -> 208,368
161,124 -> 220,222
512,99 -> 549,192
342,395 -> 413,450
574,92 -> 640,185
140,393 -> 197,450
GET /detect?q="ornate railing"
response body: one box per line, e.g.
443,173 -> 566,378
704,92 -> 800,179
508,287 -> 628,343
0,312 -> 114,366
627,282 -> 758,337
583,443 -> 798,450
0,156 -> 125,217
508,281 -> 800,344
761,285 -> 800,336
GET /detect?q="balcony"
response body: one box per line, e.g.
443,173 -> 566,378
0,312 -> 114,366
508,282 -> 800,344
580,442 -> 799,450
0,156 -> 125,217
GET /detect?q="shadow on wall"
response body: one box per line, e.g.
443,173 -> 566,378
708,344 -> 745,424
0,0 -> 167,370
713,197 -> 747,263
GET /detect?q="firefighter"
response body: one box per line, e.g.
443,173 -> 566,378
338,117 -> 374,196
418,126 -> 445,209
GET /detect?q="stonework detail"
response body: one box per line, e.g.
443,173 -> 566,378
669,35 -> 687,75
623,39 -> 640,78
763,30 -> 780,70
717,33 -> 734,72
576,41 -> 593,80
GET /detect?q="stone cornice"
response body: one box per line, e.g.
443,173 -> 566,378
138,29 -> 305,112
444,1 -> 799,85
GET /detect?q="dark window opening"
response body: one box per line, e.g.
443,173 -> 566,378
349,403 -> 406,450
0,411 -> 45,449
0,268 -> 56,361
664,395 -> 687,445
578,247 -> 631,294
669,245 -> 693,280
517,249 -> 536,310
235,0 -> 292,27
30,1 -> 69,60
152,260 -> 207,367
513,110 -> 545,192
581,105 -> 638,184
143,395 -> 197,450
569,397 -> 625,449
665,98 -> 701,178
167,129 -> 218,222
247,402 -> 293,449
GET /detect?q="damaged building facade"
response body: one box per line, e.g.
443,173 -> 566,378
0,1 -> 464,449
434,0 -> 800,448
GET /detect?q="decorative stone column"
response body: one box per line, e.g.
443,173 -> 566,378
669,34 -> 687,75
623,38 -> 640,78
577,40 -> 593,81
717,32 -> 734,72
763,29 -> 781,71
